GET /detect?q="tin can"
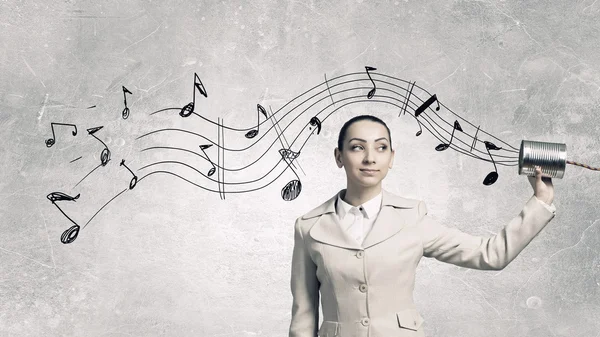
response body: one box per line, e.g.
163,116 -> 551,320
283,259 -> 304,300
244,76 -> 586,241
518,140 -> 567,178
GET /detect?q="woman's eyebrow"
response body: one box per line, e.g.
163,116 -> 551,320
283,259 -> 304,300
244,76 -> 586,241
348,137 -> 389,143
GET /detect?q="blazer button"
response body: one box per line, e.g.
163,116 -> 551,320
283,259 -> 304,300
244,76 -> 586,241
359,284 -> 368,292
356,250 -> 364,259
361,317 -> 370,326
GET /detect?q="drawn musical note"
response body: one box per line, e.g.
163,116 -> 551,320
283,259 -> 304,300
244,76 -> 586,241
245,104 -> 268,139
470,125 -> 480,152
180,73 -> 208,118
45,122 -> 77,147
414,94 -> 440,117
279,149 -> 300,161
365,66 -> 377,99
87,126 -> 111,166
119,159 -> 138,189
309,116 -> 321,135
269,106 -> 301,172
280,148 -> 302,201
482,141 -> 502,185
121,86 -> 132,119
198,144 -> 216,176
414,121 -> 423,137
87,105 -> 96,109
399,81 -> 424,136
61,225 -> 80,244
400,81 -> 416,116
47,191 -> 80,203
436,120 -> 463,151
46,191 -> 81,244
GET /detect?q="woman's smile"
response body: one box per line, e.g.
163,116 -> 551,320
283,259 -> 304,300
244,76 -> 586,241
360,168 -> 379,175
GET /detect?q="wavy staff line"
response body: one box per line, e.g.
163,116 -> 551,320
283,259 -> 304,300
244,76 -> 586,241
137,92 -> 519,187
137,98 -> 518,193
82,187 -> 128,230
74,163 -> 102,188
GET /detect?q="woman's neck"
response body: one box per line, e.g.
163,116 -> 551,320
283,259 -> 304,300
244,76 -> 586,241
343,184 -> 382,206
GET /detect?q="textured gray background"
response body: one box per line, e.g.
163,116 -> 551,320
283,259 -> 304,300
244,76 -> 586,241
1,0 -> 599,336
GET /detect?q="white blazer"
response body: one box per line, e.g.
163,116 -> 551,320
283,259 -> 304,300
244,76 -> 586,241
289,188 -> 556,337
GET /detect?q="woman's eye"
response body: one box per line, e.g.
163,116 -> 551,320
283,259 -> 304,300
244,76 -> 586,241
351,145 -> 387,150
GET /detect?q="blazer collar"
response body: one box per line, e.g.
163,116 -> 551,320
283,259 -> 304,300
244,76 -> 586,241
304,188 -> 418,249
337,189 -> 382,220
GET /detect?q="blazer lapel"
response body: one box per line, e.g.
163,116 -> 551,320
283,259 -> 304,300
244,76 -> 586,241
304,188 -> 418,250
305,192 -> 362,249
309,213 -> 362,249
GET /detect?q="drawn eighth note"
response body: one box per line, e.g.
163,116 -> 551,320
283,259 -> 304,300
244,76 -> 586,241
482,140 -> 502,186
45,122 -> 77,147
436,120 -> 463,151
414,94 -> 440,117
245,104 -> 268,139
87,126 -> 111,166
365,66 -> 377,99
119,159 -> 138,190
280,148 -> 302,201
121,86 -> 132,119
309,116 -> 322,135
198,144 -> 216,176
46,191 -> 81,244
180,73 -> 208,118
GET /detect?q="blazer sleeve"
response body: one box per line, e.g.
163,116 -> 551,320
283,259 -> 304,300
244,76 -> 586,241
418,195 -> 557,270
289,217 -> 320,337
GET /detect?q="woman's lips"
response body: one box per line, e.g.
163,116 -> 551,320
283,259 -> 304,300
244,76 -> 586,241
360,169 -> 379,174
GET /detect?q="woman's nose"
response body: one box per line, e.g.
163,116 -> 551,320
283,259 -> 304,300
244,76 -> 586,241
363,149 -> 375,163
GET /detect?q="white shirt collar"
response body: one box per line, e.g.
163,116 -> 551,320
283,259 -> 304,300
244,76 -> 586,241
336,189 -> 383,220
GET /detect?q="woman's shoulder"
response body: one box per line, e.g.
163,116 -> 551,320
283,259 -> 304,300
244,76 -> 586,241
296,188 -> 423,221
297,192 -> 338,222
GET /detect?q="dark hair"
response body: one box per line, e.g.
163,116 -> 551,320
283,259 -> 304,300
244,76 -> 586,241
337,115 -> 393,151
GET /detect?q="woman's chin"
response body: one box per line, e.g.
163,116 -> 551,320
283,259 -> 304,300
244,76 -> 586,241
353,178 -> 382,188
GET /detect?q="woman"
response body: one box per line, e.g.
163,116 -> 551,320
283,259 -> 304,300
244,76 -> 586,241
289,115 -> 556,337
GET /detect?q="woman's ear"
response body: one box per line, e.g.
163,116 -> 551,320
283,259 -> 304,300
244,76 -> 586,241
334,148 -> 343,168
389,148 -> 395,169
